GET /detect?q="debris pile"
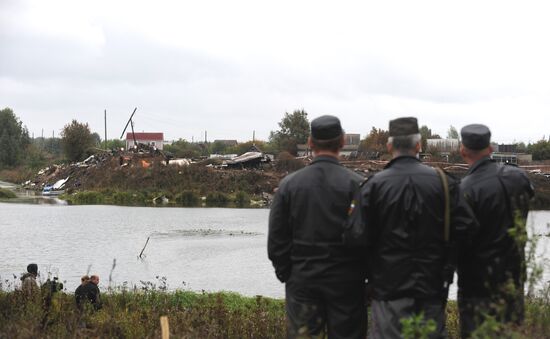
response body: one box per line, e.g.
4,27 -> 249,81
22,147 -> 285,199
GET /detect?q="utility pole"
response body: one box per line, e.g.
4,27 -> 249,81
104,109 -> 107,149
205,130 -> 207,143
253,130 -> 255,143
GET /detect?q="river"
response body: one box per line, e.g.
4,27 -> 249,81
0,195 -> 549,299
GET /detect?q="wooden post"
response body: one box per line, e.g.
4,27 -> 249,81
139,237 -> 150,258
160,316 -> 169,339
104,109 -> 107,150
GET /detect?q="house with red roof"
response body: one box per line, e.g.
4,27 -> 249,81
126,132 -> 164,150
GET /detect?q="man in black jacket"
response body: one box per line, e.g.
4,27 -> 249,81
268,115 -> 367,338
354,117 -> 478,338
458,124 -> 534,338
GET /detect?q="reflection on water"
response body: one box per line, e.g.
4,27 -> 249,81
0,182 -> 67,205
0,200 -> 548,299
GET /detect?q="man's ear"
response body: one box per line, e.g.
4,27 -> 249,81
460,144 -> 467,160
307,136 -> 314,149
386,142 -> 393,154
415,141 -> 421,154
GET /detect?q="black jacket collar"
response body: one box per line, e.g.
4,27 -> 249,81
311,155 -> 340,165
467,156 -> 494,175
384,155 -> 420,169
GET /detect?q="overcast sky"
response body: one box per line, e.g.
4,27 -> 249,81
1,0 -> 549,143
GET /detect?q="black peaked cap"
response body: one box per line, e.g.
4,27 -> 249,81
389,117 -> 419,136
311,115 -> 343,140
461,124 -> 491,150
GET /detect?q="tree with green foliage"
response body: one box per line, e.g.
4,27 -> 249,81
528,138 -> 550,160
164,139 -> 204,158
104,139 -> 125,150
359,127 -> 389,156
0,108 -> 30,168
91,132 -> 102,147
227,140 -> 275,155
61,120 -> 96,162
209,140 -> 229,155
269,109 -> 310,155
447,125 -> 459,140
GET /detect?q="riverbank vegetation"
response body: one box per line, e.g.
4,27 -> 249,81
0,187 -> 16,199
1,287 -> 549,338
0,288 -> 285,338
60,189 -> 257,208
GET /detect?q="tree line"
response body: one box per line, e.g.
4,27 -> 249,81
1,106 -> 550,170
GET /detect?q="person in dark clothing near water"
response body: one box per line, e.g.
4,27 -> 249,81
75,274 -> 101,310
268,115 -> 367,338
350,117 -> 478,338
75,275 -> 90,309
20,263 -> 39,296
457,124 -> 534,338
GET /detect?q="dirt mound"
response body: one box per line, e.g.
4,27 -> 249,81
26,152 -> 286,197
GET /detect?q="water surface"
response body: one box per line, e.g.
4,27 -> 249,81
0,201 -> 548,299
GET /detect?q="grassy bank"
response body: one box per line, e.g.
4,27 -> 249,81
0,187 -> 17,199
0,289 -> 285,338
60,189 -> 258,208
1,288 -> 549,338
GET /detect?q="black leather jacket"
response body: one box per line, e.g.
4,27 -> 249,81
268,155 -> 365,283
358,156 -> 478,300
458,158 -> 534,298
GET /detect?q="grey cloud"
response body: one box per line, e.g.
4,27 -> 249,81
0,27 -> 238,85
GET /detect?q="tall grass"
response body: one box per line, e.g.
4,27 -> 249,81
0,187 -> 17,199
0,287 -> 285,338
2,286 -> 550,338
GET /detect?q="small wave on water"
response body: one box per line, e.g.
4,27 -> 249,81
150,229 -> 263,239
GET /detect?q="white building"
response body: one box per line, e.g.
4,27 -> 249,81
126,132 -> 164,150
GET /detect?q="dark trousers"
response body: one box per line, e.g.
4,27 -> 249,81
370,297 -> 447,339
285,279 -> 367,339
458,291 -> 524,338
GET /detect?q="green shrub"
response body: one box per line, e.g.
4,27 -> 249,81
0,188 -> 16,199
206,191 -> 229,206
234,191 -> 250,207
68,191 -> 104,204
111,191 -> 135,205
175,190 -> 199,206
0,289 -> 286,338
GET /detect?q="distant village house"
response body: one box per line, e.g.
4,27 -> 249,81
126,132 -> 164,150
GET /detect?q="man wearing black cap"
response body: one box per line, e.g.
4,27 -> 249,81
268,115 -> 367,338
350,117 -> 477,338
458,124 -> 534,338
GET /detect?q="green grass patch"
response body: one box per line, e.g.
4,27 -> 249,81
0,289 -> 285,338
0,187 -> 17,199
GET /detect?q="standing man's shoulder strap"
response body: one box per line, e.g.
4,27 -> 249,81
435,167 -> 450,243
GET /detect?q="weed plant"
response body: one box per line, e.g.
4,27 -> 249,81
0,187 -> 16,199
206,192 -> 230,207
0,282 -> 285,339
175,190 -> 200,207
